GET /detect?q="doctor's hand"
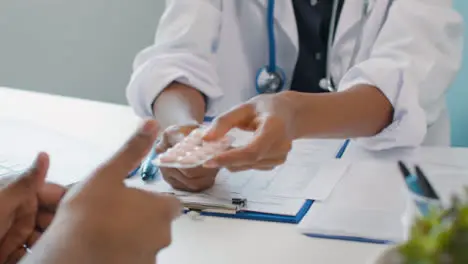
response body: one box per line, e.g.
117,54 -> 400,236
0,153 -> 66,264
203,93 -> 297,172
156,124 -> 219,192
25,120 -> 182,264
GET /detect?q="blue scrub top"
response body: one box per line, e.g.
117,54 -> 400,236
290,0 -> 344,94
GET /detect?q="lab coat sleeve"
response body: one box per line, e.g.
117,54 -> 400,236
126,0 -> 224,118
338,0 -> 463,150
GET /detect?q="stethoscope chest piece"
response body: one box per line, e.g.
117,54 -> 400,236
255,66 -> 285,94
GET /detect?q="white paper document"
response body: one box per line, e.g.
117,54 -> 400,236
217,129 -> 349,200
298,160 -> 415,243
127,138 -> 348,216
212,158 -> 349,200
299,159 -> 468,243
299,203 -> 411,242
0,118 -> 111,185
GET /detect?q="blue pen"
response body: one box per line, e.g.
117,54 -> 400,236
398,161 -> 424,195
127,165 -> 141,178
398,161 -> 440,216
141,144 -> 160,182
414,165 -> 439,200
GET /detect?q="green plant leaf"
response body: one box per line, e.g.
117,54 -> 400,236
398,188 -> 468,264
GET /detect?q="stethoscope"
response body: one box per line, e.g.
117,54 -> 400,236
256,0 -> 369,94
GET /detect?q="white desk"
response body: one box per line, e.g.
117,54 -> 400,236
343,141 -> 468,168
0,87 -> 388,264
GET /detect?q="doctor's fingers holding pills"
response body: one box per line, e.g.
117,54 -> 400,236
53,120 -> 182,260
203,93 -> 296,172
156,124 -> 220,192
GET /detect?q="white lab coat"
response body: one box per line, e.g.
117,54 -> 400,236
126,0 -> 463,150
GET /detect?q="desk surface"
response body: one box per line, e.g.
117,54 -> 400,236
0,87 -> 388,264
343,141 -> 468,168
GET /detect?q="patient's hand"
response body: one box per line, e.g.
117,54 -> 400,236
20,120 -> 181,264
0,154 -> 66,263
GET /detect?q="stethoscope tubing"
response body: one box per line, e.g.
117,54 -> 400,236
263,0 -> 369,94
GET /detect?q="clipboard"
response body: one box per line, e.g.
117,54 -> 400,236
172,139 -> 350,224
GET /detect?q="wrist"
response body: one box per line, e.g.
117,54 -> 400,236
152,82 -> 207,129
276,91 -> 306,140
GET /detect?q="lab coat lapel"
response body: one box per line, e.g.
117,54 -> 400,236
332,0 -> 391,64
357,0 -> 392,61
332,0 -> 368,50
255,0 -> 299,51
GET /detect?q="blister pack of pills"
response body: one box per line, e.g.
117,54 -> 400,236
153,127 -> 234,169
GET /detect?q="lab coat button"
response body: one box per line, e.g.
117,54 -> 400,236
315,52 -> 322,60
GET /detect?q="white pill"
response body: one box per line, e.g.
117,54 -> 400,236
167,148 -> 186,156
189,129 -> 205,139
179,155 -> 199,165
202,141 -> 218,148
192,146 -> 202,152
201,147 -> 218,156
183,136 -> 201,145
181,139 -> 199,148
191,149 -> 209,160
179,144 -> 198,153
159,153 -> 178,163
